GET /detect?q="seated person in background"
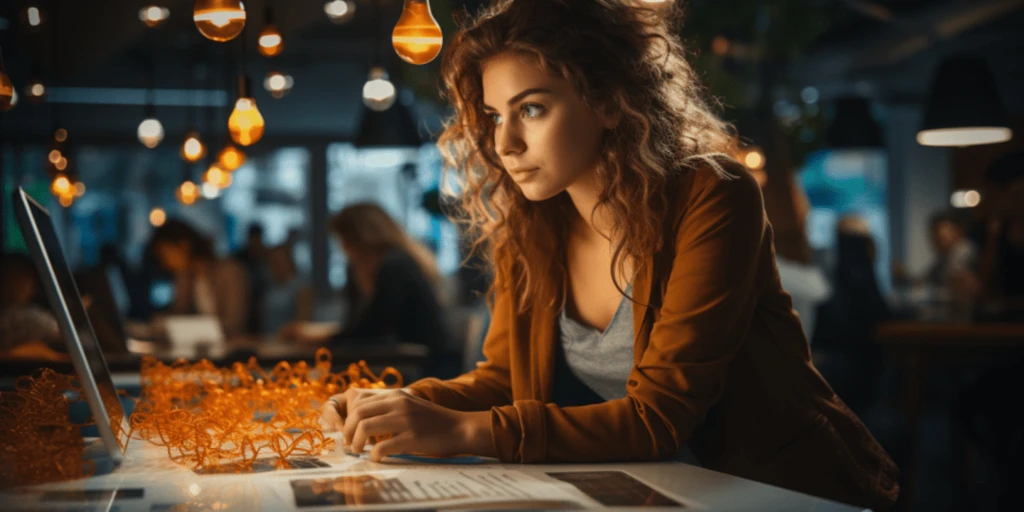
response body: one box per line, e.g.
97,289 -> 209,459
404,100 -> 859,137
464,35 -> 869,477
261,244 -> 313,334
0,252 -> 65,360
893,211 -> 981,304
287,203 -> 454,360
812,216 -> 892,413
148,219 -> 250,338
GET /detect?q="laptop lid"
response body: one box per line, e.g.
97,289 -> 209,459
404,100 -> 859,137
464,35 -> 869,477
12,187 -> 129,463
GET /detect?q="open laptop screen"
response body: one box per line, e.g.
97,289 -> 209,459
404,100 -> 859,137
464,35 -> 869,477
13,188 -> 129,459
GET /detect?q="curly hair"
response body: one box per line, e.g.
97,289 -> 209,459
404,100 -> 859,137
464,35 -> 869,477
437,0 -> 736,312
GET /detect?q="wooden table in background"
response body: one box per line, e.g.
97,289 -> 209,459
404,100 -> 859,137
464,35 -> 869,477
875,321 -> 1024,511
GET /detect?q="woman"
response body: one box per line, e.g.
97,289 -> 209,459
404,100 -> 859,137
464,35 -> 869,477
148,219 -> 249,337
320,1 -> 898,509
292,203 -> 453,362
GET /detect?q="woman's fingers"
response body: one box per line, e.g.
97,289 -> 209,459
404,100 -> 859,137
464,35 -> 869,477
342,397 -> 400,447
369,432 -> 414,462
348,414 -> 396,454
319,393 -> 347,432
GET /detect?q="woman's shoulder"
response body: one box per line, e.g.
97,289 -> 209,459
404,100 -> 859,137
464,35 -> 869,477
668,158 -> 766,243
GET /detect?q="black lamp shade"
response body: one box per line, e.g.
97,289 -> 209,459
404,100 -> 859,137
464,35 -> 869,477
355,100 -> 423,148
826,97 -> 883,149
918,56 -> 1012,147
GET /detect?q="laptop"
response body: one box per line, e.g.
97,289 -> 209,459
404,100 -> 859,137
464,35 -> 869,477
12,187 -> 129,467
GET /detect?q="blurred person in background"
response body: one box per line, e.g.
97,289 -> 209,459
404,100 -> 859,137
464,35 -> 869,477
148,219 -> 250,337
771,176 -> 830,341
234,224 -> 269,335
285,202 -> 456,375
261,243 -> 313,334
0,252 -> 65,360
812,216 -> 892,414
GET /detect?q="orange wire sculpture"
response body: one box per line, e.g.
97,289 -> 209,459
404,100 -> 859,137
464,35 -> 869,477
128,348 -> 403,472
0,369 -> 94,489
1,348 -> 403,485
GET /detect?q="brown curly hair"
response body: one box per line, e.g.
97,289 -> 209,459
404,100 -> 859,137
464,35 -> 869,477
437,0 -> 736,311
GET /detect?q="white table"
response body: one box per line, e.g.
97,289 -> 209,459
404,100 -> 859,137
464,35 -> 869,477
1,434 -> 866,511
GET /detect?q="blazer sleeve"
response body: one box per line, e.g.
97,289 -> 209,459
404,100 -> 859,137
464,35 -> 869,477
489,170 -> 768,462
406,259 -> 514,411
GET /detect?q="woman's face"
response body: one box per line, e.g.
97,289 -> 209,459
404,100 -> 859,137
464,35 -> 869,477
153,240 -> 191,273
481,52 -> 616,202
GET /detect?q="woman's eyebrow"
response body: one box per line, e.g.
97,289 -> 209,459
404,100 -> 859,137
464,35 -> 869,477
482,87 -> 552,111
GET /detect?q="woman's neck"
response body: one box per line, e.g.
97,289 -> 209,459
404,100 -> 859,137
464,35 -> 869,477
565,169 -> 613,242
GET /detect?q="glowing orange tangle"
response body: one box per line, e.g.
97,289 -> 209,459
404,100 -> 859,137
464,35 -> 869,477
129,348 -> 403,472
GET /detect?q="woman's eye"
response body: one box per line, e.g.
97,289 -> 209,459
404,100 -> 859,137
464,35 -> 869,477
488,112 -> 502,125
521,103 -> 544,118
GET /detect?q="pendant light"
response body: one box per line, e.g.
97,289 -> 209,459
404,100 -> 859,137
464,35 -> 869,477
917,55 -> 1012,147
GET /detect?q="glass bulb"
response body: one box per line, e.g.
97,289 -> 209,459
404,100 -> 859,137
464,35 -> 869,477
149,207 -> 167,227
26,79 -> 45,103
138,117 -> 165,148
0,70 -> 14,111
217,144 -> 246,171
363,68 -> 396,112
139,5 -> 170,27
392,0 -> 443,65
263,71 -> 293,98
181,130 -> 206,162
177,181 -> 200,205
324,0 -> 355,24
51,174 -> 72,196
194,0 -> 246,42
228,97 -> 265,146
258,25 -> 283,57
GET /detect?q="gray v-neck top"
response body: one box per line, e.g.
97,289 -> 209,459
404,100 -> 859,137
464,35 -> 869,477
557,286 -> 636,402
556,286 -> 701,466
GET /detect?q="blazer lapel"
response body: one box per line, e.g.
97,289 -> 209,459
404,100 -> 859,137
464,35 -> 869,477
531,304 -> 557,403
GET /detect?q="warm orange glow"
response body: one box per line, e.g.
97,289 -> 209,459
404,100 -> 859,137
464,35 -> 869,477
54,128 -> 67,142
0,70 -> 14,112
149,207 -> 167,227
54,156 -> 67,171
177,181 -> 200,205
181,131 -> 206,163
26,79 -> 45,103
228,98 -> 265,146
744,148 -> 765,170
712,36 -> 730,56
58,195 -> 73,208
258,25 -> 283,57
48,149 -> 61,164
217,144 -> 246,171
193,0 -> 246,42
51,175 -> 72,196
203,165 -> 233,189
392,0 -> 443,65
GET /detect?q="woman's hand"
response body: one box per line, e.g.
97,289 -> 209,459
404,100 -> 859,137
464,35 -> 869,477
319,387 -> 400,432
320,388 -> 494,461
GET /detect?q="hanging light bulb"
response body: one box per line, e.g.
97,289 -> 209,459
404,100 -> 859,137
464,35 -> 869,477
138,108 -> 165,149
363,67 -> 396,112
743,147 -> 765,170
54,156 -> 68,171
51,174 -> 72,196
263,71 -> 293,99
177,181 -> 200,206
48,149 -> 62,164
149,207 -> 167,227
258,7 -> 283,57
392,0 -> 443,65
217,144 -> 246,171
180,130 -> 207,163
324,0 -> 355,24
193,0 -> 246,42
139,5 -> 170,27
54,128 -> 68,142
228,76 -> 265,146
25,77 -> 45,104
203,164 -> 233,188
22,5 -> 45,28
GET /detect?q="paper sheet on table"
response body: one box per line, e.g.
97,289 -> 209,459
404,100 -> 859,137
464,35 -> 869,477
287,468 -> 588,510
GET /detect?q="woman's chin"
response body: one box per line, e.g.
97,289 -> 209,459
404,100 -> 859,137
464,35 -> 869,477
517,182 -> 560,202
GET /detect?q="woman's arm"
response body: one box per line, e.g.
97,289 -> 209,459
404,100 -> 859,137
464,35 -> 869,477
491,171 -> 767,462
405,260 -> 514,412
